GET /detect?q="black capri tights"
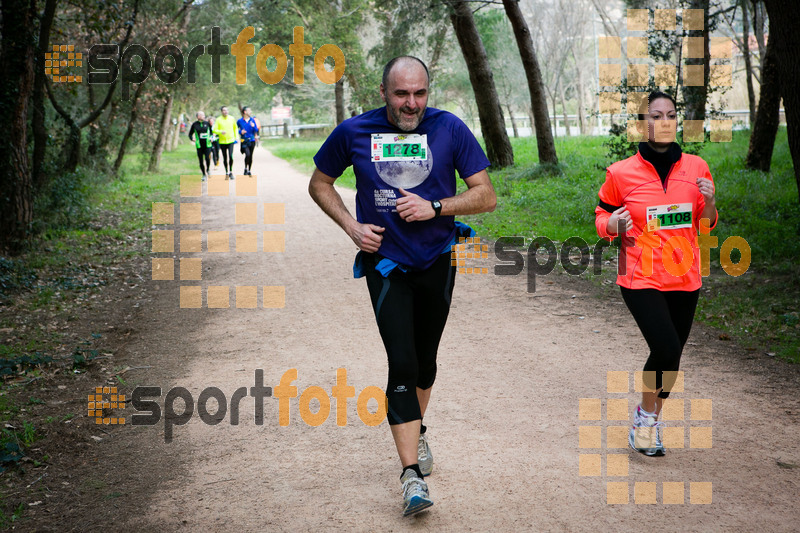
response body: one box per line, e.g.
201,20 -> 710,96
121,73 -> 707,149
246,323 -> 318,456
620,287 -> 699,399
364,253 -> 455,425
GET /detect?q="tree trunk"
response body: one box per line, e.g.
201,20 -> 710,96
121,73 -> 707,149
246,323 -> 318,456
527,105 -> 536,136
502,0 -> 557,164
741,0 -> 757,126
550,93 -> 558,138
65,120 -> 81,171
335,78 -> 345,125
763,0 -> 800,203
745,21 -> 780,171
753,0 -> 767,73
559,78 -> 571,137
149,93 -> 174,172
575,63 -> 587,135
506,104 -> 518,138
170,111 -> 181,151
428,19 -> 450,87
32,0 -> 58,192
0,0 -> 36,254
87,83 -> 100,156
114,82 -> 146,175
684,0 -> 710,121
448,1 -> 514,168
99,99 -> 119,155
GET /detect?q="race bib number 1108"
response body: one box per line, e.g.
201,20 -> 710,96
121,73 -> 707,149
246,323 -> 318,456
647,203 -> 693,229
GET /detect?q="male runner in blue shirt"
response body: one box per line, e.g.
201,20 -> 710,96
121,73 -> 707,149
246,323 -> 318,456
309,56 -> 496,517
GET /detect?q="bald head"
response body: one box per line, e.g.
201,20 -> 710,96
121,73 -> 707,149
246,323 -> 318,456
382,56 -> 429,92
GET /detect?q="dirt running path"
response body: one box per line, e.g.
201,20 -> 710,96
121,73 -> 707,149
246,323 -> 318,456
117,146 -> 799,531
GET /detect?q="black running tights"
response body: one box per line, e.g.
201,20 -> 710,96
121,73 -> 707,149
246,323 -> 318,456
364,253 -> 455,425
620,287 -> 699,399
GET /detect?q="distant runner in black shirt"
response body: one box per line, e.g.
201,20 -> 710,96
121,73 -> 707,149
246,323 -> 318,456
188,111 -> 213,180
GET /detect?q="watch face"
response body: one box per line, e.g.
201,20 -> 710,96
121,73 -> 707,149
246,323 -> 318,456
433,201 -> 441,209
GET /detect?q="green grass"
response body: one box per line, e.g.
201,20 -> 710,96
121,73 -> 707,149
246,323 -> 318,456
262,129 -> 799,363
0,144 -> 192,523
263,139 -> 357,189
0,144 -> 192,382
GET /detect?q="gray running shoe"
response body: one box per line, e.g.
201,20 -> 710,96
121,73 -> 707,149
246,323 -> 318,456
653,420 -> 666,455
629,404 -> 665,456
400,468 -> 433,516
418,433 -> 433,476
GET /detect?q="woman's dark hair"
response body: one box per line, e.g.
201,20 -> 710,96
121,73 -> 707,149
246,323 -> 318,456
638,91 -> 677,120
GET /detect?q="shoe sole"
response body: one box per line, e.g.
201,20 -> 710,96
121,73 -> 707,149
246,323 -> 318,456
403,496 -> 433,516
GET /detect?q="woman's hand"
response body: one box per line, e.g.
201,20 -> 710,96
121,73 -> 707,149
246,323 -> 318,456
696,177 -> 715,205
606,206 -> 632,235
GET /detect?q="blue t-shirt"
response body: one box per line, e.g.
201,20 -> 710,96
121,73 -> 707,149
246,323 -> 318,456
314,107 -> 490,270
237,117 -> 259,143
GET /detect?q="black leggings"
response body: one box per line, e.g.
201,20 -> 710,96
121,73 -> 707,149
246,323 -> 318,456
211,141 -> 220,165
242,141 -> 255,170
364,253 -> 456,425
620,287 -> 700,399
219,143 -> 234,172
195,146 -> 210,174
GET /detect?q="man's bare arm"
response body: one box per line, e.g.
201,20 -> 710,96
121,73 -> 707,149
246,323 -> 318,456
395,169 -> 497,222
308,168 -> 385,252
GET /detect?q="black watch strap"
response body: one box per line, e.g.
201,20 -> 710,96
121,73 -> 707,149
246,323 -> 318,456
431,200 -> 442,218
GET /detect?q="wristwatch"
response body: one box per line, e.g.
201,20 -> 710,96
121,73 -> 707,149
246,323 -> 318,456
431,200 -> 442,218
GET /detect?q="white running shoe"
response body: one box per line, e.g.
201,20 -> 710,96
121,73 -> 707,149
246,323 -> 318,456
400,469 -> 433,516
653,420 -> 666,456
629,404 -> 665,456
418,433 -> 433,477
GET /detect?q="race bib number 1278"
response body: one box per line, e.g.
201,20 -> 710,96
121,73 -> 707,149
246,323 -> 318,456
371,133 -> 427,162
